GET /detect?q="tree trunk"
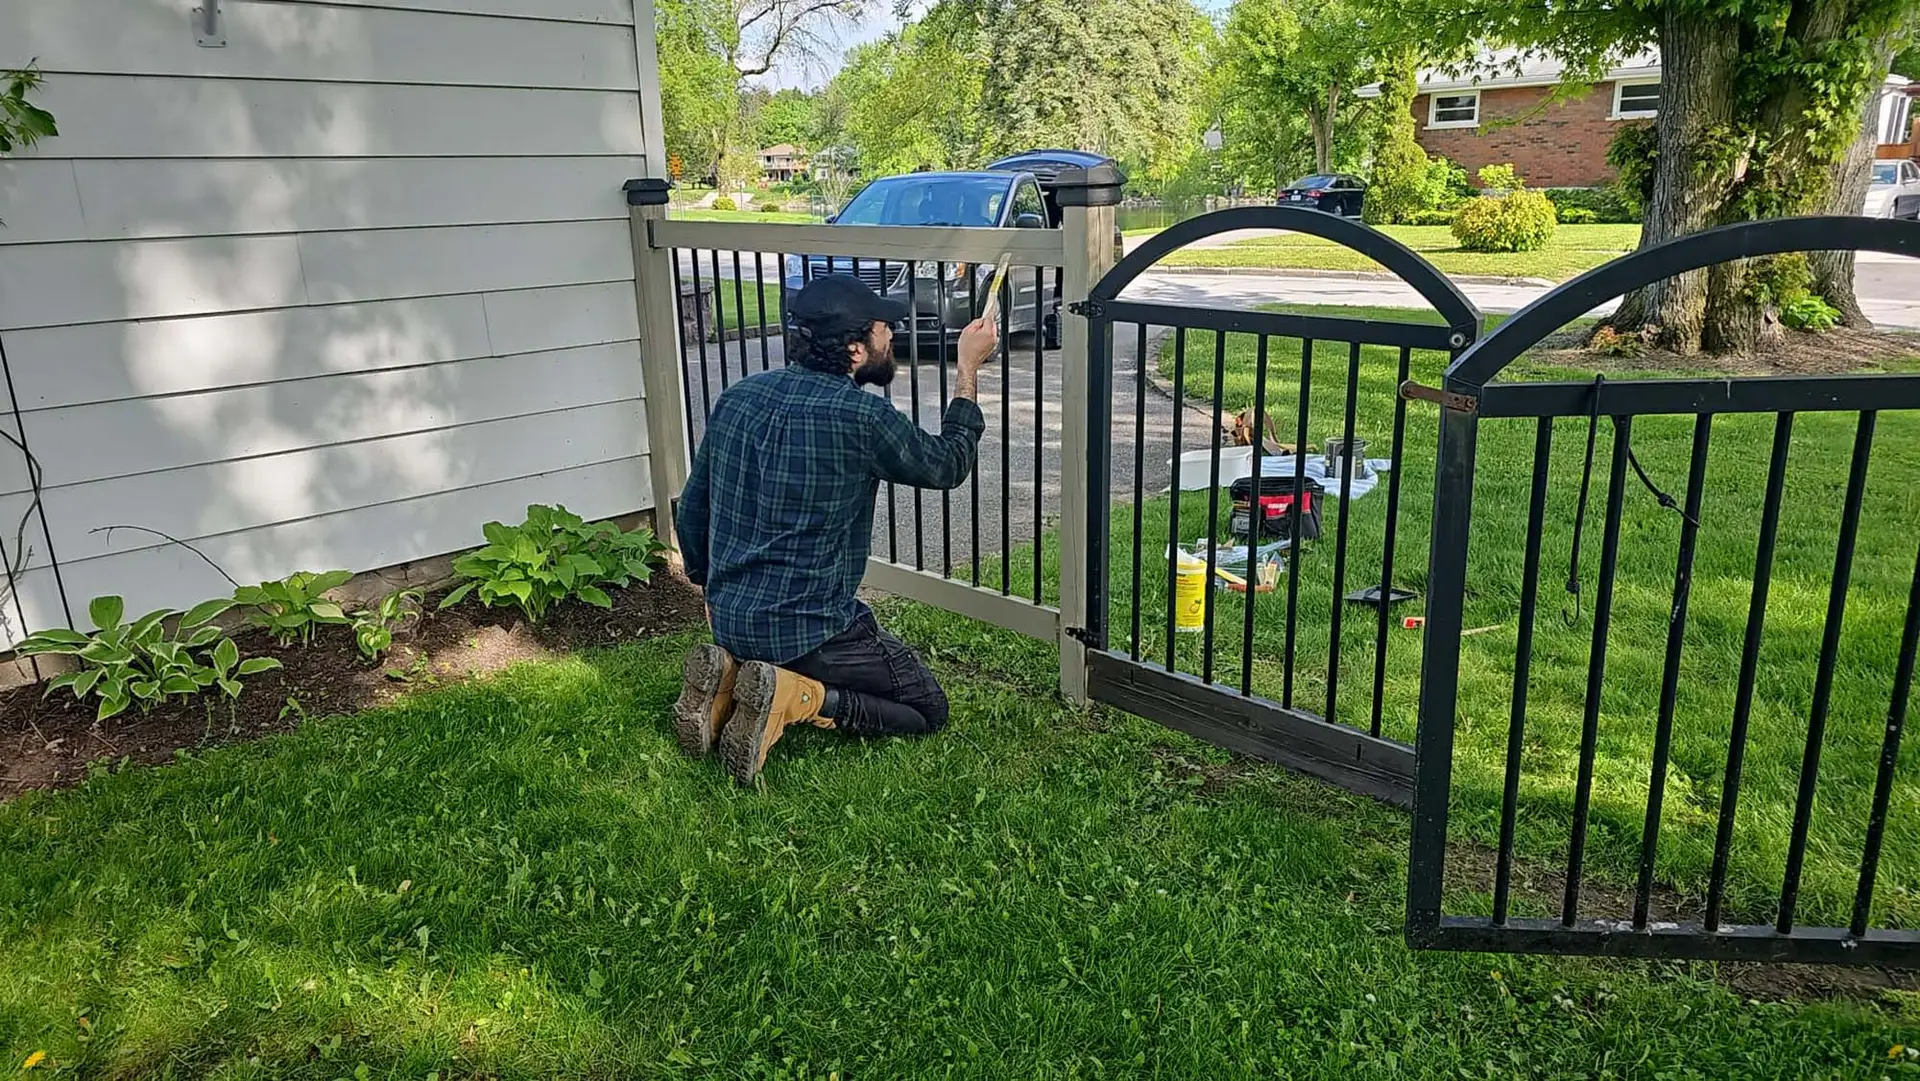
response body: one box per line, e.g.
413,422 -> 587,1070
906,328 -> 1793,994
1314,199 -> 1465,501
1606,7 -> 1742,353
1309,101 -> 1333,176
1811,41 -> 1896,328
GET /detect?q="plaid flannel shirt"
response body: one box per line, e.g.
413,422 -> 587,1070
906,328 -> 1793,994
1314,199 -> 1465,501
676,365 -> 985,664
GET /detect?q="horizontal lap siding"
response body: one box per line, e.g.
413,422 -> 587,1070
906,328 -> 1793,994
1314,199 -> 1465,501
0,0 -> 651,645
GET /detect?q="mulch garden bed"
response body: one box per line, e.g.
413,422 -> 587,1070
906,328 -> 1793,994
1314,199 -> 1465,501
1529,324 -> 1920,376
0,572 -> 707,802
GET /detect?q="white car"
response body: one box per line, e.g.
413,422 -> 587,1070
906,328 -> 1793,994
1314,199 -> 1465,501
1865,160 -> 1920,219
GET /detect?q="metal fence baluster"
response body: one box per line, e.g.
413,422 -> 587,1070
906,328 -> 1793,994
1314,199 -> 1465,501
1325,340 -> 1362,723
1705,412 -> 1795,932
1634,414 -> 1713,930
1283,337 -> 1313,707
1778,411 -> 1877,934
1493,417 -> 1554,925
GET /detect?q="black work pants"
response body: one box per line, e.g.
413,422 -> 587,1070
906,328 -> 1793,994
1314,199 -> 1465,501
785,604 -> 948,736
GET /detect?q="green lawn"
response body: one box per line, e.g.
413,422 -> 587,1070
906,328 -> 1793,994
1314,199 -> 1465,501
1159,224 -> 1642,281
5,621 -> 1918,1077
1133,307 -> 1920,929
671,208 -> 823,226
713,280 -> 783,332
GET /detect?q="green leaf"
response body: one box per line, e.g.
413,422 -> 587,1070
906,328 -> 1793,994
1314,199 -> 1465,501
184,625 -> 223,648
89,595 -> 125,631
501,580 -> 534,603
236,657 -> 282,676
131,680 -> 160,701
481,521 -> 516,548
79,641 -> 134,666
73,668 -> 102,697
160,675 -> 199,696
214,637 -> 240,672
181,598 -> 235,628
44,672 -> 80,697
97,694 -> 130,722
438,582 -> 477,609
309,602 -> 348,623
17,630 -> 88,656
576,585 -> 614,609
233,585 -> 268,606
310,570 -> 353,593
219,679 -> 243,699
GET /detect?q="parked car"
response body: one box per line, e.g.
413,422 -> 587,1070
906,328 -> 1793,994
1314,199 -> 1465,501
1279,174 -> 1366,217
1865,160 -> 1920,219
783,151 -> 1125,350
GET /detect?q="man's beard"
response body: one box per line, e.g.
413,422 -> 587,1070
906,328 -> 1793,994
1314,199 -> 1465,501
852,343 -> 897,387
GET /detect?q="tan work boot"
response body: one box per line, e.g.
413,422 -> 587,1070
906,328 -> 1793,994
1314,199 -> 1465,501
672,644 -> 738,756
719,662 -> 831,784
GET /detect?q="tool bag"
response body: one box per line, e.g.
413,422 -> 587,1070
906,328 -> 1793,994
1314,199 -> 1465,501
1229,474 -> 1323,542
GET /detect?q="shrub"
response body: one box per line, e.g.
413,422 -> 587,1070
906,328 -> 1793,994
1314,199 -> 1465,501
234,570 -> 352,646
1475,164 -> 1523,194
1365,137 -> 1433,225
1545,187 -> 1640,224
1606,124 -> 1657,219
758,201 -> 787,213
1426,156 -> 1475,209
1781,293 -> 1842,332
1451,190 -> 1558,252
1406,209 -> 1456,226
16,595 -> 278,721
441,504 -> 667,623
712,196 -> 738,211
1557,207 -> 1599,224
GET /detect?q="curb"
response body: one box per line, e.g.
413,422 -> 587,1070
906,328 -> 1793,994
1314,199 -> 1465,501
1145,266 -> 1557,289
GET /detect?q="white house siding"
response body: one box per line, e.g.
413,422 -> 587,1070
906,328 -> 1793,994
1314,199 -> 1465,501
0,0 -> 657,645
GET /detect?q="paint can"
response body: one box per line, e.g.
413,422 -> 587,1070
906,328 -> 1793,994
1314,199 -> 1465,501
1173,550 -> 1207,633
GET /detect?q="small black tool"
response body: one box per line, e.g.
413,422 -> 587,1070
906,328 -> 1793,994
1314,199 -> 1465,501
1344,585 -> 1415,607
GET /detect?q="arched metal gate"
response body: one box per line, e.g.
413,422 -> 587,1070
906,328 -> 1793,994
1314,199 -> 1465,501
1075,207 -> 1481,806
1408,216 -> 1920,965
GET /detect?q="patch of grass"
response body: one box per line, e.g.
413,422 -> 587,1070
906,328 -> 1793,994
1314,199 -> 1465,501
3,631 -> 1917,1077
712,280 -> 784,332
671,208 -> 822,225
1161,224 -> 1642,281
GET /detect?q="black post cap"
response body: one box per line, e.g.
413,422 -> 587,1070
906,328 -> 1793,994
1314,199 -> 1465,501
1053,163 -> 1127,208
623,178 -> 672,207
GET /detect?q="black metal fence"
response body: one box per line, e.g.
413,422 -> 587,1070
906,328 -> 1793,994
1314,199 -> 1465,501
1410,216 -> 1920,965
1078,208 -> 1482,805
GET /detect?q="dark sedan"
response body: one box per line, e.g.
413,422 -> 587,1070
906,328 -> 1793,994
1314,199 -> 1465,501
1279,174 -> 1366,217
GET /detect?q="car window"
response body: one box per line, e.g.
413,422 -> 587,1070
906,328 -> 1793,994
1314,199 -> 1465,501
835,176 -> 1010,227
1872,163 -> 1899,186
1906,163 -> 1920,183
1011,180 -> 1046,222
1294,175 -> 1339,189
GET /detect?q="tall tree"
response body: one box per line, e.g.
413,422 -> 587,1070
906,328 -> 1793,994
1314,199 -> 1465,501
976,0 -> 1212,178
1422,0 -> 1916,353
1220,0 -> 1379,176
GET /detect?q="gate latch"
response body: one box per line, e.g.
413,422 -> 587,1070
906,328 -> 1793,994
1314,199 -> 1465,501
1399,379 -> 1478,414
1068,300 -> 1105,319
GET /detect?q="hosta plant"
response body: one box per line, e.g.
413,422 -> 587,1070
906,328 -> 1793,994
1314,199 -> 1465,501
234,570 -> 352,646
353,589 -> 422,661
16,595 -> 280,721
440,504 -> 667,623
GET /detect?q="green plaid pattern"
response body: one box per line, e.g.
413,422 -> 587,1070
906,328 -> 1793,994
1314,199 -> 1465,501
677,366 -> 985,664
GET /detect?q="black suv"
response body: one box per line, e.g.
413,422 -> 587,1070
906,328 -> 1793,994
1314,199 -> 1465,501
782,150 -> 1125,349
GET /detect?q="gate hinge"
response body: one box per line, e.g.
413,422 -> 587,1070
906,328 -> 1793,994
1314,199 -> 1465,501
1068,300 -> 1105,319
1399,379 -> 1478,414
1065,625 -> 1096,646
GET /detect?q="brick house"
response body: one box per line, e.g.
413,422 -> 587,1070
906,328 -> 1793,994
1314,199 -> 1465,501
1365,50 -> 1920,189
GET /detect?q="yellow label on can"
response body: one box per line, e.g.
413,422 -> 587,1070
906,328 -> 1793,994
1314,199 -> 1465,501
1174,563 -> 1207,632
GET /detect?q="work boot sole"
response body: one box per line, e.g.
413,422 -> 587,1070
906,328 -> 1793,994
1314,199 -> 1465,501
720,662 -> 779,784
672,644 -> 733,756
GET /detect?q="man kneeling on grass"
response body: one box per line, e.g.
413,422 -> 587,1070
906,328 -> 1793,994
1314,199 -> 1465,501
672,274 -> 998,783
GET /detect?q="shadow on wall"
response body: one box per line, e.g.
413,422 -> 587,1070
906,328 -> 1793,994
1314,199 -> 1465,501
0,0 -> 646,639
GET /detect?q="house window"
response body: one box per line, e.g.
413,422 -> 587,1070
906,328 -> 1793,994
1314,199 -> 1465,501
1612,80 -> 1660,119
1428,91 -> 1480,128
